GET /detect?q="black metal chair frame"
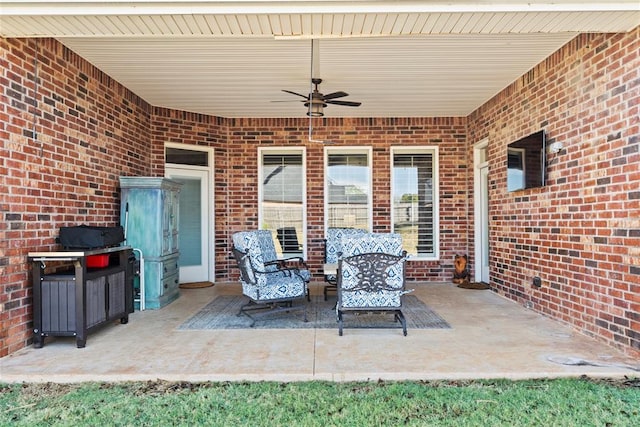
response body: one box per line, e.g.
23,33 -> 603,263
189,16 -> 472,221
232,247 -> 308,327
336,252 -> 408,336
323,238 -> 337,301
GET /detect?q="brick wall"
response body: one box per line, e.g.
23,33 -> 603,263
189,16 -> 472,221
148,115 -> 469,282
0,38 -> 152,356
468,29 -> 640,357
225,117 -> 469,281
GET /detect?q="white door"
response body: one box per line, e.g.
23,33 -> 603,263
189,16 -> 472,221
474,141 -> 490,284
478,165 -> 490,283
165,167 -> 210,283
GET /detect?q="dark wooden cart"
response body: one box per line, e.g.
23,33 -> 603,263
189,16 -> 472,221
28,246 -> 134,348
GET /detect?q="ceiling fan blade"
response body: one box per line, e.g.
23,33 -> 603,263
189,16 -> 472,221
282,89 -> 309,99
323,91 -> 348,100
326,100 -> 362,107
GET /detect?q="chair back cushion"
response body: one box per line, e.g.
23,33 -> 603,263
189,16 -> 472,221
255,230 -> 280,272
325,228 -> 367,263
232,231 -> 268,284
341,233 -> 404,258
232,231 -> 253,253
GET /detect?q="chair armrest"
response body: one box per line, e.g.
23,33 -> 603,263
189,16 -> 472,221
281,256 -> 307,268
265,257 -> 307,270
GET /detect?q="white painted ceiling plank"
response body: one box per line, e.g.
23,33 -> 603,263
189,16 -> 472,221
235,14 -> 252,35
311,14 -> 323,35
340,14 -> 355,35
423,14 -> 444,34
300,14 -> 312,35
213,15 -> 232,35
398,13 -> 419,34
224,15 -> 242,35
288,14 -> 302,36
156,15 -> 180,35
203,16 -> 223,36
332,14 -> 345,36
191,15 -> 211,35
256,15 -> 272,35
350,14 -> 366,35
380,13 -> 398,35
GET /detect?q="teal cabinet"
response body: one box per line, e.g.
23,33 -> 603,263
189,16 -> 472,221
120,177 -> 182,309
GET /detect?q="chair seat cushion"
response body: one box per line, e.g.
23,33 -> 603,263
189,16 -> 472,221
339,290 -> 402,308
242,272 -> 307,302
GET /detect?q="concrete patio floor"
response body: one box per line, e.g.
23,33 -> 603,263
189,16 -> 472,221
1,282 -> 638,383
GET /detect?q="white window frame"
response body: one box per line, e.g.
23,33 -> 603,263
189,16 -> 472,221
390,146 -> 440,261
324,146 -> 373,233
258,147 -> 307,257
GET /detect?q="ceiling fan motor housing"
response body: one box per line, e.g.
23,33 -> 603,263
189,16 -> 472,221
305,92 -> 327,108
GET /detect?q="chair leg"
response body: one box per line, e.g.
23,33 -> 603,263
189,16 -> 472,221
394,310 -> 407,336
336,309 -> 407,336
238,298 -> 306,327
323,284 -> 336,301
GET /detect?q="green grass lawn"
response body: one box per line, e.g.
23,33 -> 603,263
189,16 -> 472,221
2,377 -> 638,426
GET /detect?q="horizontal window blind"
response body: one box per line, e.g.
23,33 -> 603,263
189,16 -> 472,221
260,151 -> 304,255
393,152 -> 435,257
326,151 -> 370,230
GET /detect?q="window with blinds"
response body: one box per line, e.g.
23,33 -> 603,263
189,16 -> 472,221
325,149 -> 371,231
392,148 -> 439,258
259,149 -> 305,256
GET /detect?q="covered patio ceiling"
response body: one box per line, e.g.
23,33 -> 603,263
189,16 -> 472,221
1,1 -> 639,118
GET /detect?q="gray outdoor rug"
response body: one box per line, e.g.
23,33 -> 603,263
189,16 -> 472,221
178,295 -> 450,330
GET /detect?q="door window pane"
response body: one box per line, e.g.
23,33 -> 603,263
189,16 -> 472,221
166,147 -> 208,166
174,177 -> 202,266
392,149 -> 438,258
326,150 -> 371,230
260,150 -> 305,256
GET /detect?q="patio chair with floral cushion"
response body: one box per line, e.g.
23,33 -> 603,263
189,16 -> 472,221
323,227 -> 367,300
231,231 -> 308,326
255,229 -> 310,300
336,232 -> 412,336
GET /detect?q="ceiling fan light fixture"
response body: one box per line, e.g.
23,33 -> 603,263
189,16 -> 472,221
305,99 -> 326,117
